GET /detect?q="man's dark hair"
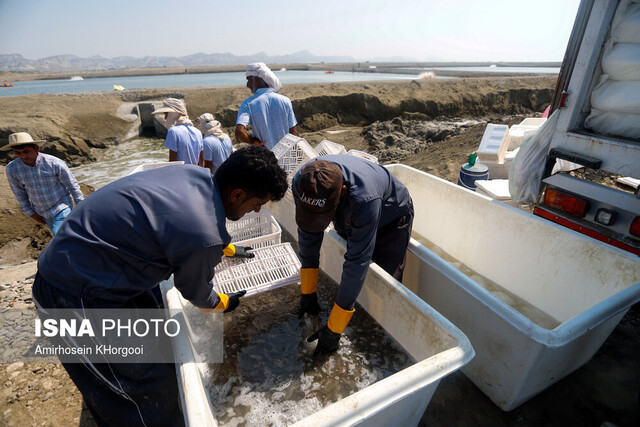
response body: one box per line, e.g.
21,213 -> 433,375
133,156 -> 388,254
13,143 -> 38,150
215,146 -> 288,201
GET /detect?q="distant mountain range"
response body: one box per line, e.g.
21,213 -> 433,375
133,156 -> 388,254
0,50 -> 366,72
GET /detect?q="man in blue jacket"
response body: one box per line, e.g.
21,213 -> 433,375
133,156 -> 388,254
292,155 -> 414,355
33,146 -> 288,425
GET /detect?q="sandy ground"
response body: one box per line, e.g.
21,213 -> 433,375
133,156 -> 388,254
0,76 -> 638,426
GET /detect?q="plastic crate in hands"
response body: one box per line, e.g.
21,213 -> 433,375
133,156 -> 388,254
225,209 -> 281,249
314,139 -> 347,156
272,133 -> 317,178
213,243 -> 301,296
346,149 -> 379,164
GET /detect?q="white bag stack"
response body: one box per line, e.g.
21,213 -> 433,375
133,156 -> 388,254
585,0 -> 640,140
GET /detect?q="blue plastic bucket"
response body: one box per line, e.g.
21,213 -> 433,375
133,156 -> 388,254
458,162 -> 489,190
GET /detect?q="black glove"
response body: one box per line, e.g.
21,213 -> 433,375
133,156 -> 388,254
224,290 -> 247,313
298,292 -> 320,318
231,246 -> 255,259
307,325 -> 341,355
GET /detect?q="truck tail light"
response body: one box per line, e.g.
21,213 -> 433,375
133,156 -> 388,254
631,217 -> 640,238
543,188 -> 588,218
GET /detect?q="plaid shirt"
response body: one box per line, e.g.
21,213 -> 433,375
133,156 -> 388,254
6,153 -> 84,218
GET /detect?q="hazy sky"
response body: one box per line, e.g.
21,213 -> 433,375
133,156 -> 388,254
0,0 -> 581,62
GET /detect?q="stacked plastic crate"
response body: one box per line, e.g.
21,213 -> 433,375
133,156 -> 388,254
272,133 -> 318,200
213,209 -> 300,297
314,139 -> 347,157
346,149 -> 379,164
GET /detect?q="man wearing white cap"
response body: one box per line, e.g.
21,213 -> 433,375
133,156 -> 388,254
198,113 -> 233,175
153,97 -> 204,166
3,132 -> 84,235
235,62 -> 299,150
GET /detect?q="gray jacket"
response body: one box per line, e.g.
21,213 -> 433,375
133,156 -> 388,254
37,165 -> 230,309
293,155 -> 411,309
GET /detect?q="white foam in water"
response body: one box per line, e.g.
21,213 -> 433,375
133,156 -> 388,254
192,275 -> 413,426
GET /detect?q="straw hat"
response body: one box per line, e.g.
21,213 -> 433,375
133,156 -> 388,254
1,132 -> 45,151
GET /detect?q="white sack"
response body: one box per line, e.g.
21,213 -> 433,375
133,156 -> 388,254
611,2 -> 640,43
584,108 -> 640,139
590,76 -> 640,114
601,41 -> 640,80
509,111 -> 560,203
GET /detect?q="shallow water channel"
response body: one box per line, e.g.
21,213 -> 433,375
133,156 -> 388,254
71,137 -> 167,188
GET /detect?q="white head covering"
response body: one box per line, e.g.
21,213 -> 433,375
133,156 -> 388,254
198,113 -> 227,140
246,62 -> 282,92
153,98 -> 193,127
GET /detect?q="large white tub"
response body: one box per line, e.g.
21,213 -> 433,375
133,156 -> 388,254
161,223 -> 474,426
383,164 -> 640,410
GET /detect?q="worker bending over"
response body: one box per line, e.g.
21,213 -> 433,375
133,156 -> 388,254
33,146 -> 288,425
293,155 -> 414,355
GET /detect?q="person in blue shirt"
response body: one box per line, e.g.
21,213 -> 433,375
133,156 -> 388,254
32,146 -> 288,426
293,155 -> 414,355
153,97 -> 204,166
198,113 -> 233,175
235,62 -> 298,150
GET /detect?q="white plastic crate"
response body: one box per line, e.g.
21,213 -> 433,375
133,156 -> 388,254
212,243 -> 301,296
225,209 -> 281,249
315,139 -> 347,156
519,117 -> 547,127
507,125 -> 539,150
346,149 -> 379,164
477,124 -> 509,162
475,179 -> 511,201
271,134 -> 317,179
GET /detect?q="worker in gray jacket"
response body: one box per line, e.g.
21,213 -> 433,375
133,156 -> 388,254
33,146 -> 288,426
292,155 -> 413,355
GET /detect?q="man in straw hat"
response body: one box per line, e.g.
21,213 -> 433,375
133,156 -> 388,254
198,113 -> 233,175
293,155 -> 414,355
3,132 -> 84,235
153,97 -> 204,166
235,62 -> 299,150
32,146 -> 288,425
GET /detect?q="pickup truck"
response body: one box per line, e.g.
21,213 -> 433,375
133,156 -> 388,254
534,0 -> 640,256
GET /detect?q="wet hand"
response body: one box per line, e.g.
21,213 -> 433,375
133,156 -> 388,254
223,244 -> 255,258
298,292 -> 320,318
224,290 -> 247,313
232,246 -> 255,258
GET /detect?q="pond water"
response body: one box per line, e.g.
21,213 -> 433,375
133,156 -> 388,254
185,267 -> 413,426
71,137 -> 167,189
1,70 -> 418,98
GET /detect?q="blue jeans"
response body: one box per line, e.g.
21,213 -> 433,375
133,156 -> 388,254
45,207 -> 71,235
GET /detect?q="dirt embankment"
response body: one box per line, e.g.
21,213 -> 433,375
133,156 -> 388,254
0,76 -> 555,168
0,76 -> 554,264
